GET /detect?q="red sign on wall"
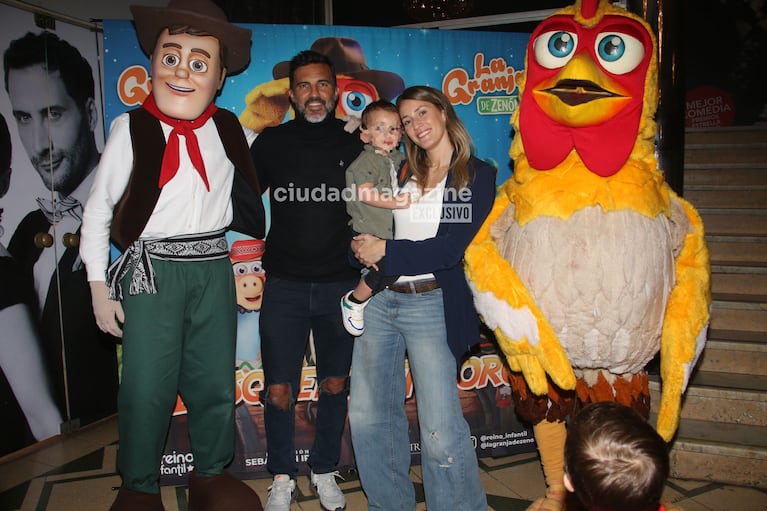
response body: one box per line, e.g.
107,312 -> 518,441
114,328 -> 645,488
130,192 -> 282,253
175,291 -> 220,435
686,86 -> 736,128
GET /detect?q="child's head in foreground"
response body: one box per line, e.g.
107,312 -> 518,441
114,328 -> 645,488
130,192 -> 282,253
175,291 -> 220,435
564,401 -> 670,511
359,100 -> 402,153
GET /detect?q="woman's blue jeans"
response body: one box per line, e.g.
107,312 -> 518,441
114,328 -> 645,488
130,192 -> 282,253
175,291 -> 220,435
349,288 -> 487,511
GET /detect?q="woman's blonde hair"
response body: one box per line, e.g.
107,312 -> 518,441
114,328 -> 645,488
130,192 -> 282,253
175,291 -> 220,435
396,85 -> 474,190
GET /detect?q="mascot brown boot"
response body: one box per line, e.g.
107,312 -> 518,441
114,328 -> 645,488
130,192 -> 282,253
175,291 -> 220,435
527,420 -> 567,511
187,470 -> 264,511
109,488 -> 165,511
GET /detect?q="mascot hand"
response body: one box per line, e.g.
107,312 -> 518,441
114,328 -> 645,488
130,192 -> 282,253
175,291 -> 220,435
239,77 -> 291,133
495,335 -> 552,395
90,281 -> 124,338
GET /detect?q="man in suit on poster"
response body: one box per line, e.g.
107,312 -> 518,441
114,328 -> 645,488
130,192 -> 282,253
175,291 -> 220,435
3,30 -> 118,427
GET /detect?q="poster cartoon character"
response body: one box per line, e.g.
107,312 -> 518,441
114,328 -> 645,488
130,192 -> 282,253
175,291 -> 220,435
239,36 -> 405,132
230,238 -> 266,364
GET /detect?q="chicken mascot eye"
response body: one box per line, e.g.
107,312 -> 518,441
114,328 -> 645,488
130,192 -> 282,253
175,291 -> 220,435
534,30 -> 578,69
595,32 -> 645,74
341,90 -> 373,114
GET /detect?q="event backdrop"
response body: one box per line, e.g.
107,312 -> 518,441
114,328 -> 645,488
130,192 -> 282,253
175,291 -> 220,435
108,21 -> 535,482
102,22 -> 528,179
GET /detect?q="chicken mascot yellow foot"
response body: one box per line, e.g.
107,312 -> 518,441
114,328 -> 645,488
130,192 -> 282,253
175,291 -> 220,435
464,1 -> 711,510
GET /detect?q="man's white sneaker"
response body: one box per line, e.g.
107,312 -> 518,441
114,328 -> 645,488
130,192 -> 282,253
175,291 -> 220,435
340,291 -> 367,336
310,470 -> 346,511
265,474 -> 295,511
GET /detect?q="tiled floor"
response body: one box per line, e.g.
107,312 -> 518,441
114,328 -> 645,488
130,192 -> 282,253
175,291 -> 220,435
1,414 -> 765,510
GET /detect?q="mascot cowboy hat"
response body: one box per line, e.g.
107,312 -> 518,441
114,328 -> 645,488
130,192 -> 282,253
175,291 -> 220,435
130,0 -> 252,74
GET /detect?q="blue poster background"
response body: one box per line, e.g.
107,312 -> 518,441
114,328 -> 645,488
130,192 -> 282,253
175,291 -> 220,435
102,21 -> 536,483
103,21 -> 530,183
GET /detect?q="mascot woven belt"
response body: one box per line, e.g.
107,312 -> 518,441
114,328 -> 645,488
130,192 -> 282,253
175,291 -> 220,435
106,228 -> 228,300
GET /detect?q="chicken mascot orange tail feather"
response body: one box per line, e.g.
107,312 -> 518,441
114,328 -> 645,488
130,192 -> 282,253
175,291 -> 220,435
464,1 -> 711,509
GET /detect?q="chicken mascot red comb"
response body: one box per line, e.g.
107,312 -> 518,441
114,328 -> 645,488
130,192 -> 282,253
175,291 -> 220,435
464,1 -> 711,509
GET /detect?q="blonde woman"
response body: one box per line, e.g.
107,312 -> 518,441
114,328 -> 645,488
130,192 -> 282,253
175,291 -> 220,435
349,85 -> 496,511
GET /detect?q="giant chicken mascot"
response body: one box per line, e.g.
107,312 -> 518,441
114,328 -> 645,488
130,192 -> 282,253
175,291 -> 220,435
464,1 -> 711,510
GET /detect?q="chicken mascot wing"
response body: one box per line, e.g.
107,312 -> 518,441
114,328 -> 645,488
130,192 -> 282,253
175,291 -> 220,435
464,1 -> 711,509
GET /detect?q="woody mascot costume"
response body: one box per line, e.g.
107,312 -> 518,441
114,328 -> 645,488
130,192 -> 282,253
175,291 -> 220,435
79,0 -> 265,509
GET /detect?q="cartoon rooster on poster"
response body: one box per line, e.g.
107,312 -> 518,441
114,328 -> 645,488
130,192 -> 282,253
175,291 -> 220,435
464,1 -> 711,509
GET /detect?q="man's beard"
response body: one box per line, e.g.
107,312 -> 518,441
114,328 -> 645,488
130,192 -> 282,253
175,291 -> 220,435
295,95 -> 336,123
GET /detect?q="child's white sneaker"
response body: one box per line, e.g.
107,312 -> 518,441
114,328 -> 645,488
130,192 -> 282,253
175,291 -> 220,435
340,291 -> 367,336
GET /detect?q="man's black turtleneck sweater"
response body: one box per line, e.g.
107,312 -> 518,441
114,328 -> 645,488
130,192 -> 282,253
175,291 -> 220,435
250,114 -> 363,282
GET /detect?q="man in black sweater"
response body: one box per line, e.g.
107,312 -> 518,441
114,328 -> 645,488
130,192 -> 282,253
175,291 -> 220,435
250,50 -> 362,511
